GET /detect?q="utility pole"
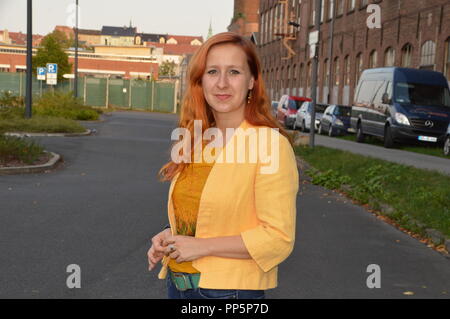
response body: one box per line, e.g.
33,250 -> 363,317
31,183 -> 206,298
74,0 -> 79,99
309,0 -> 322,148
25,0 -> 32,118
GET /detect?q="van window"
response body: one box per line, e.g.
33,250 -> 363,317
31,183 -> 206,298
288,99 -> 303,110
356,80 -> 383,106
394,82 -> 450,108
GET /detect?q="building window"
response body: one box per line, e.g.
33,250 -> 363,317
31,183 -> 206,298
310,1 -> 315,26
348,0 -> 356,11
299,63 -> 303,88
360,0 -> 369,8
328,0 -> 334,20
445,38 -> 450,81
336,0 -> 344,16
334,57 -> 339,86
384,47 -> 395,66
401,43 -> 412,67
321,0 -> 325,23
306,62 -> 311,88
323,59 -> 329,87
292,64 -> 297,88
420,40 -> 436,70
369,50 -> 377,68
355,53 -> 363,84
344,55 -> 350,85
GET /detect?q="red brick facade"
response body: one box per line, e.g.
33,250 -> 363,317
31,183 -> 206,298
258,0 -> 450,105
228,0 -> 261,37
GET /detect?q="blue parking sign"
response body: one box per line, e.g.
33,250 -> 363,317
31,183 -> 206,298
46,63 -> 57,74
37,67 -> 46,75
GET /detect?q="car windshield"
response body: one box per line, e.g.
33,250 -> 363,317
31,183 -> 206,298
288,99 -> 303,110
394,82 -> 450,108
334,106 -> 352,116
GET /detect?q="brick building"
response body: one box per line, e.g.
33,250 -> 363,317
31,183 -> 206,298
228,0 -> 261,37
257,0 -> 450,105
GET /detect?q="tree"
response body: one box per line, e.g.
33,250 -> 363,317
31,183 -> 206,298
159,60 -> 177,77
32,34 -> 72,82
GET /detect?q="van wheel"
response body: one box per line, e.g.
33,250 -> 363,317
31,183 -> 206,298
384,125 -> 395,148
444,136 -> 450,156
318,124 -> 323,135
356,123 -> 365,143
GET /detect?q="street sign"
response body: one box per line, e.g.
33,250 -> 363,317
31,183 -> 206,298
37,67 -> 46,80
46,63 -> 58,85
63,74 -> 75,79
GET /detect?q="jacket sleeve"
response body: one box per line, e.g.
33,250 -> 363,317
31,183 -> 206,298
240,133 -> 299,273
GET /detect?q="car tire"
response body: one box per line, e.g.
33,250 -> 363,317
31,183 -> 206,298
301,120 -> 308,132
356,122 -> 365,143
384,125 -> 395,148
328,125 -> 334,137
293,121 -> 297,130
444,136 -> 450,156
318,123 -> 323,135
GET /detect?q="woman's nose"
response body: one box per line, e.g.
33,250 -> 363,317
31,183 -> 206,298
216,73 -> 229,88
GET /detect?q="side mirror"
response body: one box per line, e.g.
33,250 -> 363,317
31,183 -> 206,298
382,93 -> 391,104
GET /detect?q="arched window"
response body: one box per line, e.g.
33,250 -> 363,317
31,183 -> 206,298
343,55 -> 350,86
355,53 -> 363,84
384,47 -> 395,66
420,40 -> 436,70
369,50 -> 377,68
445,38 -> 450,80
334,57 -> 339,86
323,59 -> 329,87
306,62 -> 311,88
292,64 -> 297,88
299,63 -> 304,88
401,43 -> 413,67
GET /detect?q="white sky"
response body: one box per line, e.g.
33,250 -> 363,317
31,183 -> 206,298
0,0 -> 234,41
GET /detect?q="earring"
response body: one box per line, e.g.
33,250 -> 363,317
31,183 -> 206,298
247,90 -> 253,104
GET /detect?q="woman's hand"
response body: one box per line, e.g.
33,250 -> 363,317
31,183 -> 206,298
147,228 -> 172,271
163,236 -> 208,263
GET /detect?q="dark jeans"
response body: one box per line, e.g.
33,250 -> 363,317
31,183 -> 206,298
166,271 -> 266,299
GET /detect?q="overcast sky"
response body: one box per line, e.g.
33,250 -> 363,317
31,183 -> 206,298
0,0 -> 234,40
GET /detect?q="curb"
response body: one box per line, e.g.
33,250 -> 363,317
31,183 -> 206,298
294,154 -> 450,256
4,128 -> 92,137
0,151 -> 61,175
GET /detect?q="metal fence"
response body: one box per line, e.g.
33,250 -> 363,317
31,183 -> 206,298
0,72 -> 178,113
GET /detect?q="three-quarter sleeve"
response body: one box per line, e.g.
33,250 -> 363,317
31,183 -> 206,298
240,134 -> 299,273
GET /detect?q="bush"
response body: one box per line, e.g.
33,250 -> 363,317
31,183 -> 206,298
0,91 -> 24,107
33,91 -> 100,120
0,134 -> 45,165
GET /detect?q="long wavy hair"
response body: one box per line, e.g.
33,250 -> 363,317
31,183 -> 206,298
158,32 -> 292,181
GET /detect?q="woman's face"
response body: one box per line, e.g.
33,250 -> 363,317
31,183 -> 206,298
202,43 -> 255,118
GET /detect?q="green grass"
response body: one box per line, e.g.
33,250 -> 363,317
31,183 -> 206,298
335,133 -> 448,159
0,116 -> 86,134
294,145 -> 450,240
0,134 -> 45,165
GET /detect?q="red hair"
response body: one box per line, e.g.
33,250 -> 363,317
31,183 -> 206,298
158,32 -> 292,181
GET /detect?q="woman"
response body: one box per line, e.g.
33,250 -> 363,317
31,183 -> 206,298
147,32 -> 299,299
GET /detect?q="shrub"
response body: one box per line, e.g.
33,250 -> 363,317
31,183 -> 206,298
0,134 -> 45,165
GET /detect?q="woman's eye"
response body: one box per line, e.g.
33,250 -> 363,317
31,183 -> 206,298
207,70 -> 217,75
230,70 -> 240,75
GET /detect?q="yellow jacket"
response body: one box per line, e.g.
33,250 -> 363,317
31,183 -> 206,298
158,119 -> 299,290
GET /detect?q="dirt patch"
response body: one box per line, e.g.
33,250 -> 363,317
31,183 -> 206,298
0,152 -> 52,168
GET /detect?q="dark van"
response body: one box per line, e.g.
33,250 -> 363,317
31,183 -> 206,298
350,67 -> 450,148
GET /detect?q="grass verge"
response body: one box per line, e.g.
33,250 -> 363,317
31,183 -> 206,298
294,145 -> 450,241
0,134 -> 45,166
336,133 -> 448,159
0,116 -> 86,133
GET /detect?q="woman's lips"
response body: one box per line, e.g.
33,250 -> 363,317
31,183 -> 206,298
215,94 -> 231,101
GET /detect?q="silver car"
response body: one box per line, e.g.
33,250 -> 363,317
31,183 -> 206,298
294,102 -> 325,132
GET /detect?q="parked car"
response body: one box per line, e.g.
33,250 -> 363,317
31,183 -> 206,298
271,100 -> 279,117
294,102 -> 327,132
350,67 -> 450,148
318,104 -> 352,136
444,123 -> 450,156
276,95 -> 312,129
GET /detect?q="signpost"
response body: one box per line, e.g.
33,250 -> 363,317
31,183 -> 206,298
37,67 -> 46,97
46,63 -> 58,86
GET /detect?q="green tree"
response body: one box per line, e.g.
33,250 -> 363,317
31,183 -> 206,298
159,60 -> 177,77
32,34 -> 72,82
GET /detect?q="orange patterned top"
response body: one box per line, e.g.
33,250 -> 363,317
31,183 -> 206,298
168,150 -> 217,273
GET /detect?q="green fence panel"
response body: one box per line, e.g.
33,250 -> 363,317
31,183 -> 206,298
108,78 -> 129,108
85,77 -> 106,106
131,79 -> 151,109
154,82 -> 174,112
0,72 -> 21,95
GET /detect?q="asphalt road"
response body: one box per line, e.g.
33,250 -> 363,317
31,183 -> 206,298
0,111 -> 449,298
